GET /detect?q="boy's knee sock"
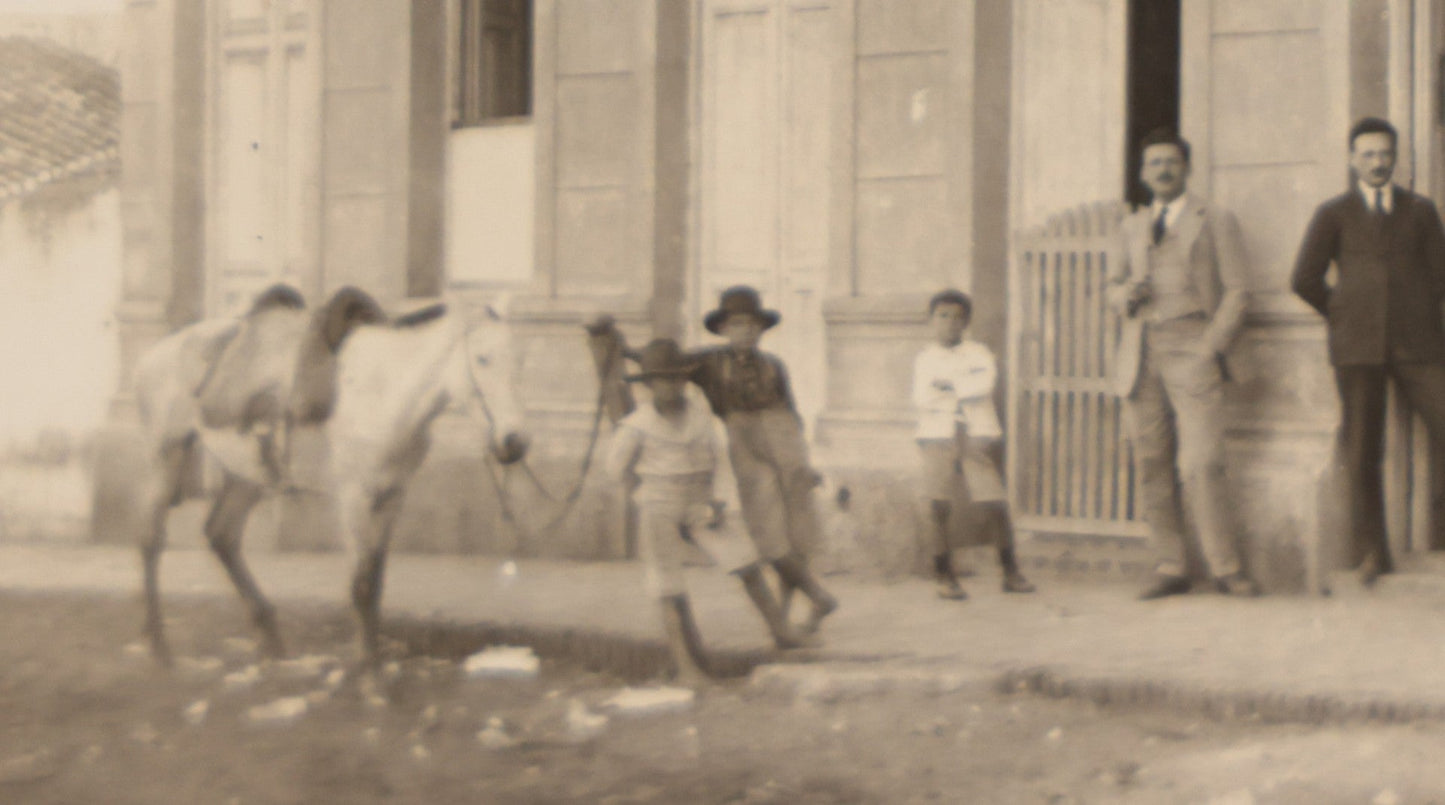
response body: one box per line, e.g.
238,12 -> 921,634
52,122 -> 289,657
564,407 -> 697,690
983,503 -> 1022,574
929,499 -> 953,555
933,551 -> 956,580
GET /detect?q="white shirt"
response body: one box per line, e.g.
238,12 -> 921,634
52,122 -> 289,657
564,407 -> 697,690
1149,194 -> 1189,235
1359,181 -> 1393,213
606,398 -> 742,506
912,340 -> 1002,440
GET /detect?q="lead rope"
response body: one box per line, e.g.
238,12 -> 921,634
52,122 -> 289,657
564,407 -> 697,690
467,336 -> 613,547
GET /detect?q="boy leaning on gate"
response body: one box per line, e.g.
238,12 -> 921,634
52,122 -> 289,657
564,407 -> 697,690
590,286 -> 840,638
605,338 -> 816,685
913,289 -> 1035,600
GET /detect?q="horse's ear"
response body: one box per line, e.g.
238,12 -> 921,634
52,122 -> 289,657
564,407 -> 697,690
483,292 -> 513,322
320,286 -> 386,352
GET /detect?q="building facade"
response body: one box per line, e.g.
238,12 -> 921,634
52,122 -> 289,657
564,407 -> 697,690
115,0 -> 1445,588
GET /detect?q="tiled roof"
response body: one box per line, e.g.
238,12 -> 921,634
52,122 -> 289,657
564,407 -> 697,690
0,36 -> 117,204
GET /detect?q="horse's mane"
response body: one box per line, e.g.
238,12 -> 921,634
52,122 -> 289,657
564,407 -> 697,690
393,303 -> 447,329
247,283 -> 306,316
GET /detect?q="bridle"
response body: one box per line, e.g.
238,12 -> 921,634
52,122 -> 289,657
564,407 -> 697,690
462,319 -> 610,549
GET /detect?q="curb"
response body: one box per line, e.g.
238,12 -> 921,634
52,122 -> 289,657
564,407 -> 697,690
387,614 -> 782,682
999,667 -> 1445,726
392,616 -> 1445,727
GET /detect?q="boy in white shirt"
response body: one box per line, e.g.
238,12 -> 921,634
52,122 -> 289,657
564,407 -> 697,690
913,290 -> 1035,599
606,339 -> 814,686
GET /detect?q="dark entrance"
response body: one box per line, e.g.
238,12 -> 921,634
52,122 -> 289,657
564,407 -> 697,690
1124,0 -> 1181,208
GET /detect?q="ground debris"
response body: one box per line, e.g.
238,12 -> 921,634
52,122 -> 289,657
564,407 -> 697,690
130,722 -> 160,746
177,656 -> 225,677
604,686 -> 695,716
222,637 -> 258,657
0,748 -> 57,784
272,654 -> 337,679
566,698 -> 609,741
222,665 -> 262,693
463,645 -> 539,679
247,696 -> 309,727
476,717 -> 517,750
183,699 -> 210,726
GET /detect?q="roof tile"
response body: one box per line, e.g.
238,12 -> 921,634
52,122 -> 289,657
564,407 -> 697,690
0,36 -> 117,203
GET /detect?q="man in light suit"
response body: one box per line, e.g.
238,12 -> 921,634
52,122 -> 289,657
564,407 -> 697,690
1291,117 -> 1445,585
1108,128 -> 1256,599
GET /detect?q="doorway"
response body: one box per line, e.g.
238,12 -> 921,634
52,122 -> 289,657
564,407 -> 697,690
694,0 -> 834,434
204,0 -> 321,317
1123,0 -> 1180,207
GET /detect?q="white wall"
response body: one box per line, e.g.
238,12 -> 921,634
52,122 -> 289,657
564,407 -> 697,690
445,123 -> 536,286
0,185 -> 121,540
1009,0 -> 1127,230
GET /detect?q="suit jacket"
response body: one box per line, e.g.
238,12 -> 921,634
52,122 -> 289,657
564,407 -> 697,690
1106,198 -> 1249,397
1290,185 -> 1445,366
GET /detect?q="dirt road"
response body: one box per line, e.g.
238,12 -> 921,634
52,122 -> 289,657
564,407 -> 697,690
0,591 -> 1441,804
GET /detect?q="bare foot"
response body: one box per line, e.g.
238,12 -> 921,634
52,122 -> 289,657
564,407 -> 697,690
773,628 -> 823,650
801,595 -> 838,635
936,577 -> 969,601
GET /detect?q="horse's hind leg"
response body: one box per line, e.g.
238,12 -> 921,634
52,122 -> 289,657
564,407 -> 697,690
140,442 -> 189,666
205,473 -> 284,658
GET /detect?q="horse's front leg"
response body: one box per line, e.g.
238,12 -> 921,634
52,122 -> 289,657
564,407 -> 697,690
340,484 -> 406,673
140,441 -> 191,667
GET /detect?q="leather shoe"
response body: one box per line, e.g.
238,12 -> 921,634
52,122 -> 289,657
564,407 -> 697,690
1357,553 -> 1386,587
1138,575 -> 1191,601
1215,573 -> 1260,597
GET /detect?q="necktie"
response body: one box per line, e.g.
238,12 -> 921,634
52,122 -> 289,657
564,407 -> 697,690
1152,207 -> 1167,245
1374,189 -> 1384,215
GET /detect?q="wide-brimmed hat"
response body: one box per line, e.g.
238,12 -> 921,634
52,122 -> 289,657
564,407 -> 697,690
703,285 -> 781,335
625,338 -> 698,382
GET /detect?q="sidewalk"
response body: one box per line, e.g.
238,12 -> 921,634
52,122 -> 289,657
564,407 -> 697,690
5,542 -> 1445,724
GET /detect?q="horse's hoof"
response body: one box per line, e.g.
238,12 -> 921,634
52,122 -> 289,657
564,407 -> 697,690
355,669 -> 391,709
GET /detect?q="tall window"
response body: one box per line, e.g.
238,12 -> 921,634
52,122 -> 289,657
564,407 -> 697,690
456,0 -> 533,126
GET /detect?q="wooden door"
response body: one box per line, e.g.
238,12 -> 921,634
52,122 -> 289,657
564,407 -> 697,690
696,0 -> 834,433
206,0 -> 321,316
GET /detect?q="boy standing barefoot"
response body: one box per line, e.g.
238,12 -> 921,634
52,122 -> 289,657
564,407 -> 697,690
606,339 -> 812,685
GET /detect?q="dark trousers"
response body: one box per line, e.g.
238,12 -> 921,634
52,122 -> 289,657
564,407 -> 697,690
1334,362 -> 1445,570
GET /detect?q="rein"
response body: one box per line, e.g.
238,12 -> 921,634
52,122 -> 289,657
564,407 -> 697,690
464,324 -> 611,547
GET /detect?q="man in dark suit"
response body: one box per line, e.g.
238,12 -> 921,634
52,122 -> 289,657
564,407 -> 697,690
1291,116 -> 1445,585
1107,129 -> 1256,599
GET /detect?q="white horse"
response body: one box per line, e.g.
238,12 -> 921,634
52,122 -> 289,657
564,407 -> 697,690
129,284 -> 528,672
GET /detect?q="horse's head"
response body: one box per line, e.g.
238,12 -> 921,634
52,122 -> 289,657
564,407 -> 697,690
453,298 -> 529,466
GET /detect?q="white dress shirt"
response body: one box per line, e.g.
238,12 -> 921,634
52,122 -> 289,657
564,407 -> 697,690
1150,194 -> 1189,236
912,339 -> 1003,440
1359,180 -> 1393,213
